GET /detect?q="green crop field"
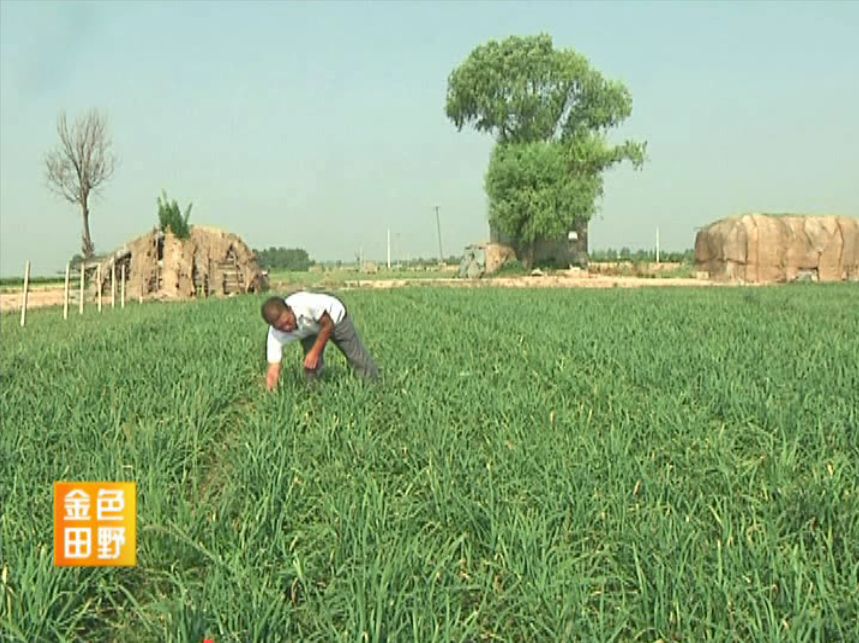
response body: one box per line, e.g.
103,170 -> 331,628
2,285 -> 857,641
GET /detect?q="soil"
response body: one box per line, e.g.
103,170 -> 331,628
2,288 -> 69,313
339,274 -> 723,290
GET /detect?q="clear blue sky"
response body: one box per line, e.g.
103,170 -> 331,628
1,0 -> 857,276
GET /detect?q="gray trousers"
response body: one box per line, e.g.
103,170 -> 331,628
300,316 -> 379,382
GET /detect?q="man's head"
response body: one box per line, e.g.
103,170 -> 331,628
261,297 -> 297,332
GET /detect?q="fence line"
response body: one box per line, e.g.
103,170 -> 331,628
9,261 -> 136,325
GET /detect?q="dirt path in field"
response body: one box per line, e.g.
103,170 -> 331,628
338,273 -> 738,290
1,274 -> 744,313
0,288 -> 68,313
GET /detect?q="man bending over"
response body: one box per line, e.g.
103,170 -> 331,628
261,291 -> 380,389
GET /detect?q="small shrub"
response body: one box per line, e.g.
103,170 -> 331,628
157,190 -> 192,239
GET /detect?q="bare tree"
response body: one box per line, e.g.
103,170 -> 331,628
45,110 -> 116,259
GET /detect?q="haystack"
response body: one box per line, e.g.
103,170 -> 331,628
93,226 -> 268,300
459,242 -> 517,278
695,214 -> 859,283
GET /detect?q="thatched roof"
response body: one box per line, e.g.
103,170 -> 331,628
93,226 -> 268,300
695,214 -> 859,283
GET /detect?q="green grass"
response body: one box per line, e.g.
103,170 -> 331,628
486,260 -> 528,278
2,285 -> 858,641
0,276 -> 66,292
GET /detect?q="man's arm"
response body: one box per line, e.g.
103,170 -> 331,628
266,362 -> 282,391
265,328 -> 285,391
304,311 -> 334,370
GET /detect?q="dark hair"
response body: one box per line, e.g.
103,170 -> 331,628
261,297 -> 288,324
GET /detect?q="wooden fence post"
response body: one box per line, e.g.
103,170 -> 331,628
79,262 -> 85,315
63,262 -> 70,320
121,264 -> 126,309
97,264 -> 102,312
19,261 -> 30,327
111,260 -> 116,309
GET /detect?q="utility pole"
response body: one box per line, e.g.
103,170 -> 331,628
387,228 -> 391,270
434,205 -> 444,264
656,226 -> 660,264
395,233 -> 402,268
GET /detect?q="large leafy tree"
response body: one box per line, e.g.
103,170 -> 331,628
446,34 -> 645,264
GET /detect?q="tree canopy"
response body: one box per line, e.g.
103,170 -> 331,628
447,34 -> 639,145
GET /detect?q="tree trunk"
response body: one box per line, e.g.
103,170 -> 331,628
81,201 -> 95,259
523,242 -> 535,270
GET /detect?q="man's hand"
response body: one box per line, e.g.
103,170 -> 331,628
304,312 -> 334,372
304,351 -> 321,371
266,363 -> 281,391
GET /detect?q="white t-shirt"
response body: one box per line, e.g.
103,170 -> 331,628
266,292 -> 347,363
